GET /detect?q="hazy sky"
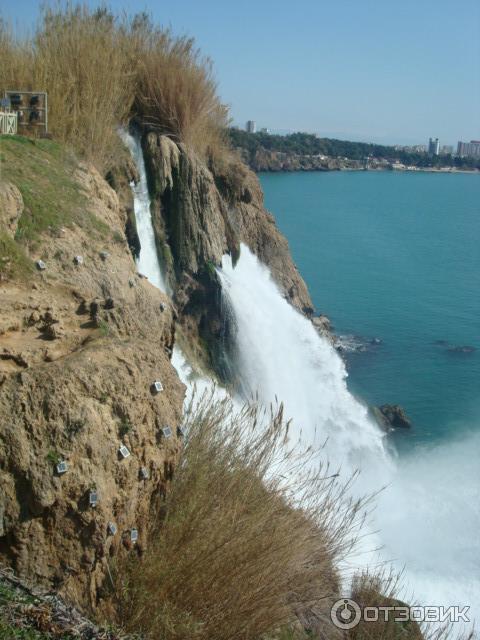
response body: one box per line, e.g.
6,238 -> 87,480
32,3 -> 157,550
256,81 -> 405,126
3,0 -> 479,145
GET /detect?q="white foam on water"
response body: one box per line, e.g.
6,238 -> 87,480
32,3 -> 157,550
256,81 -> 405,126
219,244 -> 479,630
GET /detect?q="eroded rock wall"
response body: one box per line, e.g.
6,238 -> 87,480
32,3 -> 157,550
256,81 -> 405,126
0,162 -> 184,614
141,130 -> 314,375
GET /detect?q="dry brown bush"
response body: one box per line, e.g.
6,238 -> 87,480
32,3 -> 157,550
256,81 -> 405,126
0,6 -> 229,169
118,392 -> 371,640
348,569 -> 475,640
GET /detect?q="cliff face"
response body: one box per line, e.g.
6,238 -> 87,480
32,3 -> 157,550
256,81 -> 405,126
141,131 -> 314,373
0,141 -> 184,613
0,130 -> 317,616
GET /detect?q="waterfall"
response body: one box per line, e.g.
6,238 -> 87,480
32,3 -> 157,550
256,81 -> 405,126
120,128 -> 222,403
118,129 -> 168,293
121,128 -> 478,630
219,244 -> 479,630
219,246 -> 389,482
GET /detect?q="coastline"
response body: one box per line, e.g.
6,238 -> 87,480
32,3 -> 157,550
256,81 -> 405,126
257,166 -> 480,175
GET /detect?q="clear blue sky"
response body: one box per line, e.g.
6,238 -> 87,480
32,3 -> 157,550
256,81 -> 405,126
3,0 -> 479,146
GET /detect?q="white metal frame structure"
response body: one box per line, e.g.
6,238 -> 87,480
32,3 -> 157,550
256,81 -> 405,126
0,111 -> 18,135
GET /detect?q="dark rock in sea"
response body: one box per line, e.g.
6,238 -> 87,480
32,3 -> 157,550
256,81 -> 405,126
434,339 -> 448,346
447,345 -> 476,354
370,404 -> 412,432
335,334 -> 383,354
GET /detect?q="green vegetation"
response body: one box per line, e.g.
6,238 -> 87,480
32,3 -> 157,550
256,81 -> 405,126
0,134 -> 115,282
0,582 -> 63,640
98,319 -> 110,337
230,129 -> 480,170
119,418 -> 133,438
0,619 -> 55,639
45,450 -> 61,465
0,231 -> 32,280
0,136 -> 83,243
0,6 -> 229,170
0,135 -> 110,251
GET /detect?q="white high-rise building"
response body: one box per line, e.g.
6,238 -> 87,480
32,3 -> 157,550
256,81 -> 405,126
246,120 -> 256,134
428,137 -> 440,155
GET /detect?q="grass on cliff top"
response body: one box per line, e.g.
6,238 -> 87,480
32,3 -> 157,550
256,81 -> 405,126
0,134 -> 110,247
1,6 -> 230,170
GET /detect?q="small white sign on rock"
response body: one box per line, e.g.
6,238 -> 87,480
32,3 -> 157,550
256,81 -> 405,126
151,380 -> 164,394
119,444 -> 131,459
56,460 -> 68,475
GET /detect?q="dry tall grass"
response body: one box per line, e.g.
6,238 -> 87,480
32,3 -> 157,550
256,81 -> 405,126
0,6 -> 229,169
129,15 -> 229,155
348,570 -> 475,640
118,393 -> 371,640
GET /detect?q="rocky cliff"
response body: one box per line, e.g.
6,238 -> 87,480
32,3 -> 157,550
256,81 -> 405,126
0,129 -> 316,619
140,129 -> 314,373
0,138 -> 184,615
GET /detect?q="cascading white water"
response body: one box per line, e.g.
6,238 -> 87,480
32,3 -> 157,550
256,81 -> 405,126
219,244 -> 479,630
119,129 -> 168,293
121,128 -> 478,630
120,129 -> 221,404
219,247 -> 390,484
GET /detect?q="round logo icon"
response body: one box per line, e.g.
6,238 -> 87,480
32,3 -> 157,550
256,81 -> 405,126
331,598 -> 362,629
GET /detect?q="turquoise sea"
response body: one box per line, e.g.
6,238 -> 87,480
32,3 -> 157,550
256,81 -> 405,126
260,170 -> 480,451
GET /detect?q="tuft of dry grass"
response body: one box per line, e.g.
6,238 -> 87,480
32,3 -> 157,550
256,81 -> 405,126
348,569 -> 476,640
0,6 -> 230,170
129,15 -> 230,158
118,392 -> 371,640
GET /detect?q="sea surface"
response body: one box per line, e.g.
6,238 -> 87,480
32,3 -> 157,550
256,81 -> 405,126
260,170 -> 480,452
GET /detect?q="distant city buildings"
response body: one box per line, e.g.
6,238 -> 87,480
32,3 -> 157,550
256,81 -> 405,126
260,127 -> 270,134
246,120 -> 256,133
440,145 -> 453,155
394,144 -> 427,153
428,137 -> 440,155
456,140 -> 480,158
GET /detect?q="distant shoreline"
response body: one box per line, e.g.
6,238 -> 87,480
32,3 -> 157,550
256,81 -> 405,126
257,166 -> 480,175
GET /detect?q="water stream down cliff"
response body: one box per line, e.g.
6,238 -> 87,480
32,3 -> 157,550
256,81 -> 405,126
124,130 -> 479,632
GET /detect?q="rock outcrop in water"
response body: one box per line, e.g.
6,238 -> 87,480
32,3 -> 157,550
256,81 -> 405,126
371,404 -> 412,431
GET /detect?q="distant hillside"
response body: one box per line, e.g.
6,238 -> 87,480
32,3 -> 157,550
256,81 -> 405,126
230,128 -> 480,171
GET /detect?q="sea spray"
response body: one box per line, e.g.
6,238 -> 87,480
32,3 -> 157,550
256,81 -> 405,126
219,246 -> 389,484
219,243 -> 479,629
